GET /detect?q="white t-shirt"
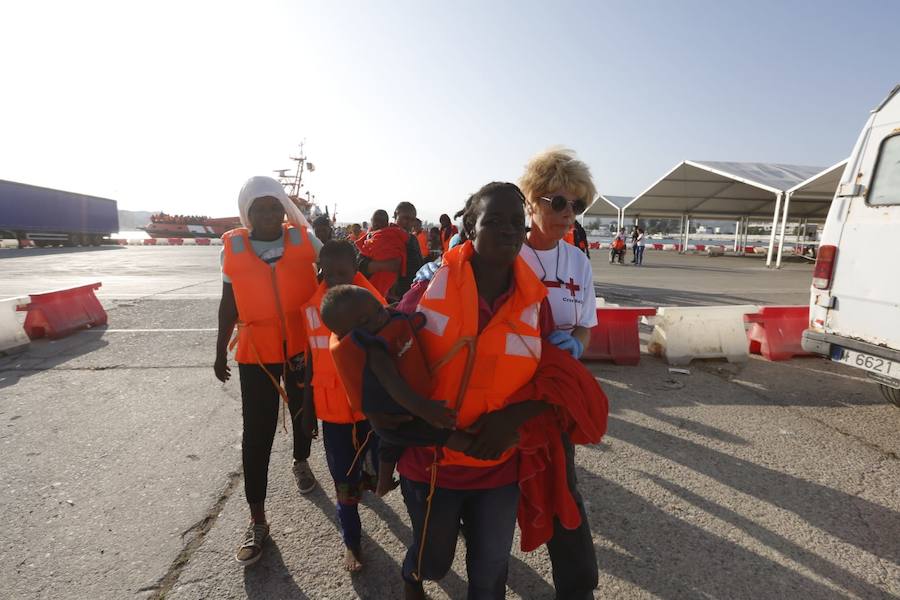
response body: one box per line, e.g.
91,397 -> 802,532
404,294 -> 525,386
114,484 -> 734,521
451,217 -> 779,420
519,242 -> 598,331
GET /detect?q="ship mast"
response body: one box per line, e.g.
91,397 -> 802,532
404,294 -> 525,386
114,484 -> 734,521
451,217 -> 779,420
274,142 -> 317,218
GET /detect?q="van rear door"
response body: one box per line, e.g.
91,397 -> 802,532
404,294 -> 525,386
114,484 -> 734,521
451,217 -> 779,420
825,91 -> 900,350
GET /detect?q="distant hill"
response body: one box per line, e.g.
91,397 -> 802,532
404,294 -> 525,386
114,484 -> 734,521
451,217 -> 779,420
118,210 -> 154,230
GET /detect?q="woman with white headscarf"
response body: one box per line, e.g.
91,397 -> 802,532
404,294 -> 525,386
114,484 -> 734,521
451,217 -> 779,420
214,176 -> 322,566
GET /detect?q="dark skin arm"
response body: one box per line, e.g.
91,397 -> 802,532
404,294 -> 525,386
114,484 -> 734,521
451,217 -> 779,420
366,346 -> 455,429
214,282 -> 237,382
464,400 -> 550,460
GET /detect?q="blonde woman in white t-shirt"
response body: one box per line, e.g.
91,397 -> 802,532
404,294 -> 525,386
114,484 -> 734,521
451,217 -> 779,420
518,146 -> 599,599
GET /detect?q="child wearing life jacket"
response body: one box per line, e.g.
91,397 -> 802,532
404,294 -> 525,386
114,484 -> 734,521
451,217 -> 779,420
320,284 -> 475,497
299,240 -> 386,572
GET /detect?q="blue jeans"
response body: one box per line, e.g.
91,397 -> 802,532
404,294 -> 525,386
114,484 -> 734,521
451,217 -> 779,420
635,245 -> 645,265
401,478 -> 520,599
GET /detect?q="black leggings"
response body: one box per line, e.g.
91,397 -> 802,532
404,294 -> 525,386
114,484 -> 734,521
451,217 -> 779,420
239,362 -> 312,504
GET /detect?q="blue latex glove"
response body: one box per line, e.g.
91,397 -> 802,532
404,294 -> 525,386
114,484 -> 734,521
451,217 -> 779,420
547,329 -> 584,359
414,260 -> 440,283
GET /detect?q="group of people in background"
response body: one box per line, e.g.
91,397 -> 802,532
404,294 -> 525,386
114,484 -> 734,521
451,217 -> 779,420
609,225 -> 646,266
214,147 -> 609,600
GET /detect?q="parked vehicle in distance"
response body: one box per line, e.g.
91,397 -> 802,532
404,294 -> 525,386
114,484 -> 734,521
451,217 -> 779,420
802,84 -> 900,407
0,180 -> 119,247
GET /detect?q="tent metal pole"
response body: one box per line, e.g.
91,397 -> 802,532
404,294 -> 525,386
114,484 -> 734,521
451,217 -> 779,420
733,220 -> 739,252
775,191 -> 793,269
684,216 -> 691,253
765,192 -> 783,267
741,217 -> 748,255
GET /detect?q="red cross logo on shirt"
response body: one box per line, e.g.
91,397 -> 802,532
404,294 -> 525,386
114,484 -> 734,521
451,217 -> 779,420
543,278 -> 581,298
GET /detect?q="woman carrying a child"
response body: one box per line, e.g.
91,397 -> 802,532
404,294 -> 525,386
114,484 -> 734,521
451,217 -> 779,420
390,182 -> 558,600
400,150 -> 604,599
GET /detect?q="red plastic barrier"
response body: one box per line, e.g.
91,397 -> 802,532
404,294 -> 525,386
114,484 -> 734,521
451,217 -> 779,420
21,282 -> 107,340
588,241 -> 600,250
116,239 -> 128,245
583,306 -> 658,365
195,238 -> 212,246
168,237 -> 185,245
653,243 -> 663,250
744,305 -> 812,361
143,239 -> 157,245
744,245 -> 755,253
694,244 -> 706,251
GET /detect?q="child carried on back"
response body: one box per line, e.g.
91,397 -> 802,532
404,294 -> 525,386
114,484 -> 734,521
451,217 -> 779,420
320,284 -> 474,496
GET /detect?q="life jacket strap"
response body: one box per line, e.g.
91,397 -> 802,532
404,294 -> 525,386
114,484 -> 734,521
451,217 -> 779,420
412,448 -> 440,582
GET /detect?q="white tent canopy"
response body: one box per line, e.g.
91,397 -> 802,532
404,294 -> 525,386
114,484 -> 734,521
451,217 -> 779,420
623,160 -> 826,219
784,159 -> 848,219
583,194 -> 628,218
623,160 -> 846,266
583,195 -> 632,229
772,159 -> 848,267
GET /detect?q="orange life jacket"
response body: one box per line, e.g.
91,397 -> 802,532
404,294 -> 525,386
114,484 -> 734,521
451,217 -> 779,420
415,240 -> 546,468
416,230 -> 429,257
222,224 -> 318,364
563,227 -> 575,246
330,310 -> 434,416
303,274 -> 385,424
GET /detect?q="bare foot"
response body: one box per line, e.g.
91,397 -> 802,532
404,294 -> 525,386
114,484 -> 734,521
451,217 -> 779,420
344,546 -> 363,572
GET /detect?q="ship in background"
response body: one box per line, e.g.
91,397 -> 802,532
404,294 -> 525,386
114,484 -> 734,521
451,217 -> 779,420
142,213 -> 242,238
142,144 -> 322,238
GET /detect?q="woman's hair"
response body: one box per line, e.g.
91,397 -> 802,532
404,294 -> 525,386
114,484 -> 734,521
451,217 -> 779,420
461,182 -> 526,238
519,147 -> 597,208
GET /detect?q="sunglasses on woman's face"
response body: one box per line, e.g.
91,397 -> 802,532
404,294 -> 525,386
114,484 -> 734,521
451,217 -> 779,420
539,195 -> 586,214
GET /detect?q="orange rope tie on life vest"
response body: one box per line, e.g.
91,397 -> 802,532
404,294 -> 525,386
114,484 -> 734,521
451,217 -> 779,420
429,336 -> 477,411
230,323 -> 295,433
345,427 -> 374,477
503,318 -> 542,362
411,335 -> 477,582
412,447 -> 440,582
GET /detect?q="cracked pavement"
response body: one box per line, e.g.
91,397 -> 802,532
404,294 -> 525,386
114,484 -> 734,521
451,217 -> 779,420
2,246 -> 898,599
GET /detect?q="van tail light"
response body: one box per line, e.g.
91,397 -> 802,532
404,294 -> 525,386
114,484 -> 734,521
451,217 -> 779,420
812,245 -> 837,290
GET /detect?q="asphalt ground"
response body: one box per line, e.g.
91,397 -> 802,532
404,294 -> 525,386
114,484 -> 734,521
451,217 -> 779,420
1,246 -> 898,599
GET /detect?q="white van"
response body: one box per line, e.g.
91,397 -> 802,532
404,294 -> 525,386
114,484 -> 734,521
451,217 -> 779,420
802,84 -> 900,407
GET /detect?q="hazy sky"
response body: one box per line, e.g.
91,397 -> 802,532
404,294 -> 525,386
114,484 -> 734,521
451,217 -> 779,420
2,0 -> 898,223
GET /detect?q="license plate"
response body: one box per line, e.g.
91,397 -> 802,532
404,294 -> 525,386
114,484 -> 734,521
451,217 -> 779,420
831,346 -> 900,378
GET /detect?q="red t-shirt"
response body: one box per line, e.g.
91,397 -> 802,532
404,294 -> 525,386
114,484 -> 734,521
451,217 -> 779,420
395,278 -> 554,489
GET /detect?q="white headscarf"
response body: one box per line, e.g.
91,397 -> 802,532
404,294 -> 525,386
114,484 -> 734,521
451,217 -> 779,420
237,176 -> 311,232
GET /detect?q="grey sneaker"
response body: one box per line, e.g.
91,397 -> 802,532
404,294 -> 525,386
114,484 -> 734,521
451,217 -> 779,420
292,459 -> 317,494
235,522 -> 269,566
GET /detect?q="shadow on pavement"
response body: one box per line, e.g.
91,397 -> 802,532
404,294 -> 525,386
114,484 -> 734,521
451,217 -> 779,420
602,415 -> 900,568
0,332 -> 109,389
580,465 -> 858,599
645,473 -> 893,600
244,539 -> 312,600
